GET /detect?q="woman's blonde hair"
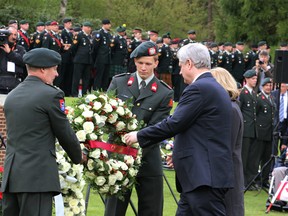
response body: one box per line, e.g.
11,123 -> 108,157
211,67 -> 239,100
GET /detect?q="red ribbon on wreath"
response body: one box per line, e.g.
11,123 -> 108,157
0,166 -> 3,200
88,140 -> 138,158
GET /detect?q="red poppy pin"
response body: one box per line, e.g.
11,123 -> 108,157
262,95 -> 265,100
59,99 -> 65,112
245,90 -> 249,94
151,82 -> 157,92
127,76 -> 134,86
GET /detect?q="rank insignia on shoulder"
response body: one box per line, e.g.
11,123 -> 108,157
59,99 -> 65,112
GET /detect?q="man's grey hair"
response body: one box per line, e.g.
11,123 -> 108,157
177,43 -> 211,69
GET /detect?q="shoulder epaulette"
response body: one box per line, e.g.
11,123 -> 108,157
114,73 -> 131,78
160,80 -> 172,90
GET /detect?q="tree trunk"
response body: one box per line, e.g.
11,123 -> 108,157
59,0 -> 68,19
207,0 -> 213,40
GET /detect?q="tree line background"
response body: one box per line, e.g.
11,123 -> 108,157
0,0 -> 287,45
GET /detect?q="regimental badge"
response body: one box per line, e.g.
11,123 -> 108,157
35,39 -> 40,44
148,47 -> 156,56
127,76 -> 134,86
151,82 -> 157,92
73,40 -> 78,44
59,99 -> 65,112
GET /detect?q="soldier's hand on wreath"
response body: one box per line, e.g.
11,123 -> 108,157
124,131 -> 138,146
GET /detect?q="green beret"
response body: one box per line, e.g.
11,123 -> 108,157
62,18 -> 72,23
19,20 -> 29,25
224,42 -> 233,46
258,41 -> 266,47
116,26 -> 126,32
261,77 -> 272,86
236,41 -> 244,45
162,34 -> 171,39
23,48 -> 61,68
45,21 -> 51,26
102,19 -> 111,25
236,82 -> 242,89
243,69 -> 257,78
210,42 -> 218,48
130,41 -> 158,59
187,30 -> 196,34
82,21 -> 92,27
36,22 -> 45,27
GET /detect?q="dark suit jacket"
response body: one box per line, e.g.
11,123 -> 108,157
61,28 -> 73,63
1,76 -> 82,194
111,35 -> 128,66
232,50 -> 245,83
108,72 -> 173,177
92,29 -> 112,65
239,86 -> 257,138
71,31 -> 92,65
137,72 -> 234,193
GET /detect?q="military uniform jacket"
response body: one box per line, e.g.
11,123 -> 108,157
218,50 -> 233,73
232,50 -> 245,82
108,73 -> 173,177
256,92 -> 275,141
128,39 -> 142,57
92,29 -> 112,65
71,31 -> 92,65
61,28 -> 73,63
30,31 -> 42,49
111,35 -> 128,66
158,44 -> 172,73
17,29 -> 30,51
240,87 -> 257,138
209,50 -> 218,68
42,31 -> 62,53
1,76 -> 82,194
244,50 -> 257,70
181,39 -> 196,47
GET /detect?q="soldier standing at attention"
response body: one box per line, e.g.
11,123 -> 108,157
128,28 -> 143,73
148,30 -> 159,44
209,42 -> 218,68
17,20 -> 30,51
71,22 -> 93,97
218,42 -> 233,73
104,41 -> 174,216
42,21 -> 62,53
110,25 -> 128,79
92,19 -> 112,91
232,41 -> 245,84
239,70 -> 258,189
181,30 -> 197,46
30,22 -> 45,50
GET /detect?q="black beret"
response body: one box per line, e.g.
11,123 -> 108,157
102,19 -> 111,25
210,42 -> 218,48
149,30 -> 158,35
236,82 -> 242,89
82,21 -> 92,27
280,42 -> 287,47
243,69 -> 257,78
23,48 -> 61,68
36,22 -> 45,27
261,77 -> 272,86
187,30 -> 196,34
130,41 -> 158,59
58,25 -> 64,30
224,42 -> 233,46
45,21 -> 51,26
236,41 -> 244,45
19,20 -> 29,25
62,18 -> 72,23
162,34 -> 171,39
133,28 -> 142,33
116,26 -> 126,32
258,41 -> 267,47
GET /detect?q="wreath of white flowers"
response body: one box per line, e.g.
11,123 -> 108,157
65,91 -> 143,200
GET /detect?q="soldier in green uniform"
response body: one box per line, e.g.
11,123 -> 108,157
110,25 -> 128,78
239,70 -> 258,189
30,22 -> 45,49
104,41 -> 174,216
92,19 -> 113,91
255,78 -> 275,188
1,48 -> 82,216
71,21 -> 93,97
17,20 -> 30,51
232,41 -> 245,84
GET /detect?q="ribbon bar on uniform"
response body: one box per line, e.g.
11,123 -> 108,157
88,140 -> 138,158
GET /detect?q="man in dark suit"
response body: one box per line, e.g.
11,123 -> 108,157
239,70 -> 258,188
1,48 -> 82,216
125,43 -> 234,215
92,19 -> 112,91
71,22 -> 93,97
104,41 -> 174,216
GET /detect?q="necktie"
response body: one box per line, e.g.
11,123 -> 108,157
140,80 -> 146,94
280,94 -> 285,122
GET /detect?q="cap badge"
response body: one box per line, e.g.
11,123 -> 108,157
148,47 -> 156,56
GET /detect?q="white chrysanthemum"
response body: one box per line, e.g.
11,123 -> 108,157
87,159 -> 94,170
122,178 -> 129,186
100,115 -> 107,122
69,199 -> 79,208
115,171 -> 123,180
85,171 -> 96,180
116,106 -> 125,116
65,211 -> 74,216
82,110 -> 94,118
75,190 -> 84,199
124,155 -> 134,165
113,185 -> 120,194
116,121 -> 126,131
103,103 -> 113,113
109,159 -> 120,169
72,206 -> 81,214
165,143 -> 172,150
109,99 -> 118,107
89,133 -> 98,140
99,184 -> 110,193
76,130 -> 86,142
125,108 -> 133,117
74,116 -> 84,124
108,174 -> 117,186
90,149 -> 101,159
85,94 -> 97,102
129,168 -> 137,177
107,113 -> 118,124
78,104 -> 90,110
102,150 -> 108,158
98,160 -> 105,171
93,101 -> 102,110
120,162 -> 128,171
95,176 -> 106,186
83,121 -> 94,133
128,122 -> 137,130
61,161 -> 71,173
99,94 -> 108,102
